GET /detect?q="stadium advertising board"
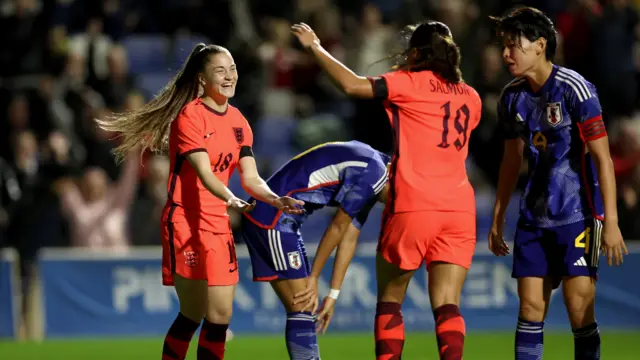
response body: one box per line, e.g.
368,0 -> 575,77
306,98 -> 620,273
0,248 -> 18,338
39,244 -> 640,338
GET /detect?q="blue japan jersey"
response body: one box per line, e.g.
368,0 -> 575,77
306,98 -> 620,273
498,65 -> 605,228
243,141 -> 390,233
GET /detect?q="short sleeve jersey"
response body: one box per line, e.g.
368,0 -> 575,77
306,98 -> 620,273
243,141 -> 390,233
162,98 -> 254,233
498,65 -> 606,228
370,70 -> 482,214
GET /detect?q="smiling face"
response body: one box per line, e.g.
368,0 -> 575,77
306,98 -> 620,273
200,51 -> 238,99
501,32 -> 546,77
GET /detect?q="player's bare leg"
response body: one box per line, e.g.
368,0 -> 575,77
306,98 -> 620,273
162,274 -> 207,360
515,276 -> 554,360
375,254 -> 415,360
427,262 -> 468,360
195,284 -> 236,360
562,276 -> 600,360
272,278 -> 321,360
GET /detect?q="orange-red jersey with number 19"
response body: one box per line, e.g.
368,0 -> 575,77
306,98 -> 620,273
371,70 -> 482,215
161,98 -> 254,233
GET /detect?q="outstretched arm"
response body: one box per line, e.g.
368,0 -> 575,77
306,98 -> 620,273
292,23 -> 374,99
238,155 -> 278,204
238,154 -> 304,214
187,151 -> 236,203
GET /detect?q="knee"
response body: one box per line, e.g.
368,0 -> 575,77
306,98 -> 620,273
564,291 -> 595,327
519,297 -> 547,322
206,305 -> 233,324
180,304 -> 206,323
429,289 -> 461,310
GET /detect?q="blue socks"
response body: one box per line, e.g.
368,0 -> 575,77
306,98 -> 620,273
573,322 -> 600,360
285,312 -> 320,360
515,318 -> 544,360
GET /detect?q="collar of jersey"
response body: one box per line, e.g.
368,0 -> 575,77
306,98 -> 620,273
525,64 -> 559,97
198,98 -> 228,116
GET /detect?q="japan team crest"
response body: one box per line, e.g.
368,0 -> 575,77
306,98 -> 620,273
233,127 -> 244,144
546,102 -> 562,127
184,251 -> 200,268
288,251 -> 302,270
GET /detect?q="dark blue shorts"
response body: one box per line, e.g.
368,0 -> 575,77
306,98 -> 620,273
512,218 -> 602,285
240,217 -> 311,281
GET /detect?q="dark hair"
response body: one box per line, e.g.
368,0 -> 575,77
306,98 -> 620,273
96,43 -> 229,163
490,6 -> 557,61
387,21 -> 463,83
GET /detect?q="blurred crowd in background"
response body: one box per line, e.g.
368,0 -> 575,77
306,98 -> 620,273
1,0 -> 640,267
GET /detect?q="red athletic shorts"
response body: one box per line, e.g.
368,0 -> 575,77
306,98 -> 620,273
378,210 -> 476,270
161,221 -> 239,286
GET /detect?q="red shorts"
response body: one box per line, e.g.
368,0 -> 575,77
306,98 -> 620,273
161,221 -> 239,287
378,210 -> 476,270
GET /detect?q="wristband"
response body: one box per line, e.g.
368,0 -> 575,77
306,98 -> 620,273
328,289 -> 340,300
226,196 -> 235,206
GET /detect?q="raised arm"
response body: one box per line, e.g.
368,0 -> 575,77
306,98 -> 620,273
291,23 -> 374,98
111,149 -> 142,209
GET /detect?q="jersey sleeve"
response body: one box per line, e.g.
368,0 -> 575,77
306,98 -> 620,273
334,164 -> 388,229
174,107 -> 206,155
569,83 -> 607,142
241,117 -> 254,147
368,70 -> 413,103
238,115 -> 255,159
497,91 -> 521,140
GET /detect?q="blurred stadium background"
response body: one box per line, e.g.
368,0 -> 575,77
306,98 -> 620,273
0,0 -> 639,358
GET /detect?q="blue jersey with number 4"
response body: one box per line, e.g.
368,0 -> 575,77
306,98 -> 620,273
243,141 -> 390,233
499,65 -> 605,228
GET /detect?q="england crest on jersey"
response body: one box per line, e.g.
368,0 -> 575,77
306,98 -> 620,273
288,251 -> 302,270
546,102 -> 562,127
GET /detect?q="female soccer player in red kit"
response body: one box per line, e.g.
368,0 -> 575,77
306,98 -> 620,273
292,22 -> 482,359
97,44 -> 303,360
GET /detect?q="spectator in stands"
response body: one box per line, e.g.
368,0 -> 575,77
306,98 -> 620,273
1,94 -> 32,160
0,0 -> 48,76
57,146 -> 140,251
68,17 -> 113,84
258,18 -> 300,117
129,154 -> 169,246
91,44 -> 136,110
611,118 -> 640,238
0,157 -> 21,248
587,0 -> 639,118
344,3 -> 395,154
470,44 -> 512,187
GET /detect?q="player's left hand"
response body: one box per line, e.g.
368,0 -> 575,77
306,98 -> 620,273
272,196 -> 305,215
601,222 -> 628,267
291,23 -> 320,50
315,296 -> 336,334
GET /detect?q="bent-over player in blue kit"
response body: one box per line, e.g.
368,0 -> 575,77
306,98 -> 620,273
240,140 -> 390,360
488,7 -> 629,360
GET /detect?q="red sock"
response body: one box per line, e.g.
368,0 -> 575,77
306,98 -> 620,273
433,304 -> 465,360
197,320 -> 228,360
162,312 -> 200,360
375,302 -> 405,360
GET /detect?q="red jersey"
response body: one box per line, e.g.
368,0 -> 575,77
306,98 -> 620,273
370,70 -> 482,214
162,98 -> 254,233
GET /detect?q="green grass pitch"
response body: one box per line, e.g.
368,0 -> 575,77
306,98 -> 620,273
1,331 -> 639,359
